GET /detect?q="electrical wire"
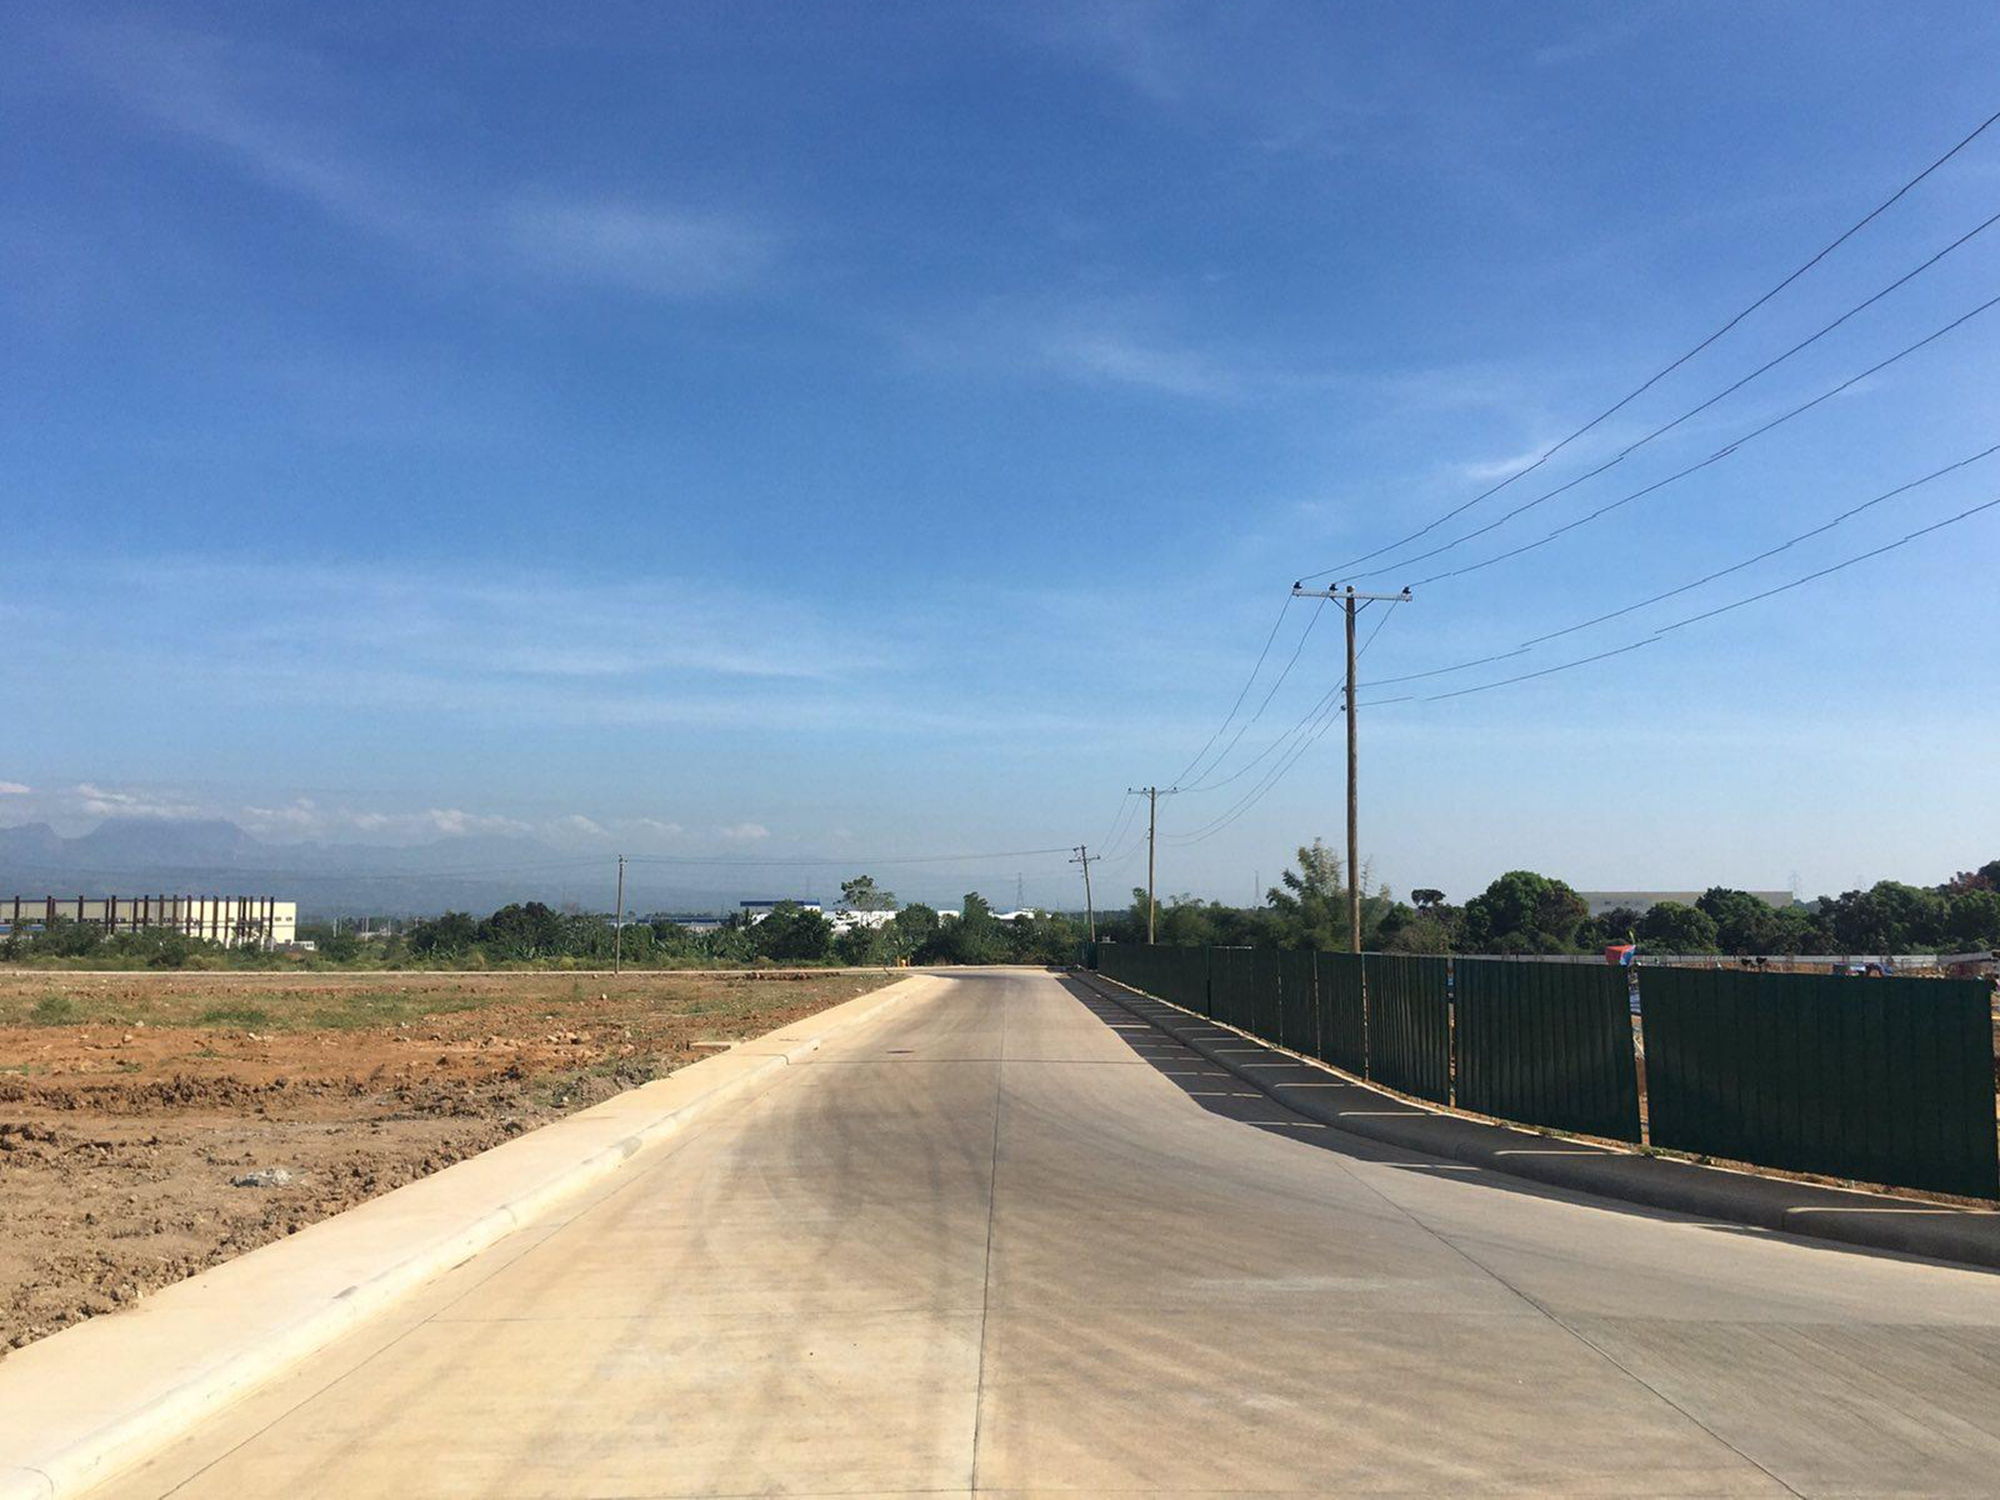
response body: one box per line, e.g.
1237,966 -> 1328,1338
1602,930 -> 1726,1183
1302,104 -> 2000,582
1516,442 -> 2000,648
1407,288 -> 2000,588
1158,483 -> 2000,839
1409,492 -> 2000,701
1166,593 -> 1295,787
1650,491 -> 2000,635
1350,263 -> 2000,586
1179,598 -> 1327,790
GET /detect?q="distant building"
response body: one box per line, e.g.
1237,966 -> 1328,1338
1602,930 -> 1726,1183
1576,890 -> 1793,918
1,895 -> 296,949
828,908 -> 895,935
739,899 -> 821,924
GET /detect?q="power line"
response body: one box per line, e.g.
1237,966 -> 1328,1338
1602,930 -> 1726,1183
1163,483 -> 2000,838
1421,639 -> 1660,703
1096,792 -> 1141,856
1180,597 -> 1328,790
1353,254 -> 2000,586
1651,491 -> 2000,635
1165,687 -> 1346,846
1365,442 -> 1999,688
1304,104 -> 2000,582
1356,597 -> 1402,659
1167,593 -> 1296,786
1406,288 -> 2000,588
1415,492 -> 2000,701
1516,442 -> 2000,648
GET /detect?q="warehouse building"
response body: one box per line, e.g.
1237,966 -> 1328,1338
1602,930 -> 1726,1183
1,895 -> 296,949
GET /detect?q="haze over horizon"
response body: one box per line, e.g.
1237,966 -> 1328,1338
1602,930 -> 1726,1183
6,3 -> 1997,908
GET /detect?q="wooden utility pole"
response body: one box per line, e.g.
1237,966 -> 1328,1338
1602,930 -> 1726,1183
1290,583 -> 1411,953
1126,786 -> 1177,944
1070,845 -> 1096,941
613,854 -> 626,975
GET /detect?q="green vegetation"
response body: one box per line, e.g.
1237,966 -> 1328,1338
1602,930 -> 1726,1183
6,857 -> 1997,974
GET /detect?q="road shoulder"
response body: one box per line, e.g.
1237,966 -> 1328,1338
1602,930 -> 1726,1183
0,973 -> 939,1500
1076,970 -> 2000,1271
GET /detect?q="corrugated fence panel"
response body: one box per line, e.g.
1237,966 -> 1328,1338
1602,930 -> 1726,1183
1314,952 -> 1365,1073
1171,944 -> 1211,1015
1249,947 -> 1283,1042
1642,967 -> 1998,1199
1278,950 -> 1317,1056
1363,953 -> 1450,1104
1455,958 -> 1640,1142
1210,947 -> 1255,1032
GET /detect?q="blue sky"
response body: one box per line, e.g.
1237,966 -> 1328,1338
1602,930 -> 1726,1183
4,1 -> 1997,907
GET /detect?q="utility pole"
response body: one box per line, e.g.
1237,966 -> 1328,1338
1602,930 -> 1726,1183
1126,786 -> 1178,944
1070,846 -> 1096,941
1290,583 -> 1412,953
613,854 -> 626,976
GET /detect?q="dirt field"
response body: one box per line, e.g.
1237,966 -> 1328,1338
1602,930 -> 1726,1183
0,968 -> 896,1354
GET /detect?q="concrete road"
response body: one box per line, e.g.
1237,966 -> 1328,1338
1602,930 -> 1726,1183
100,969 -> 2000,1498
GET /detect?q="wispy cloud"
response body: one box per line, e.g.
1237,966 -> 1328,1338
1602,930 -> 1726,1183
54,17 -> 778,301
720,822 -> 771,842
76,782 -> 205,820
0,782 -> 29,796
67,558 -> 871,686
1040,327 -> 1243,399
502,197 -> 777,300
1532,14 -> 1656,68
900,297 -> 1258,402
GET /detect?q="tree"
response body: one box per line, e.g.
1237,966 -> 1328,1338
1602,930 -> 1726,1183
838,875 -> 896,911
1586,905 -> 1645,949
1459,871 -> 1588,954
887,903 -> 939,962
478,902 -> 564,960
1826,882 -> 1947,952
1637,901 -> 1718,953
752,901 -> 833,962
943,892 -> 1003,963
1376,904 -> 1458,954
1266,840 -> 1390,950
407,910 -> 478,959
1694,887 -> 1783,954
1944,888 -> 2000,947
1410,888 -> 1446,910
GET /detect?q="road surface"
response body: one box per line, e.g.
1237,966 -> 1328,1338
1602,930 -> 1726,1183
101,968 -> 2000,1497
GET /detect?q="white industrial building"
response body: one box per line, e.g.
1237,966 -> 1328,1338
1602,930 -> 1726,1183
1,895 -> 297,949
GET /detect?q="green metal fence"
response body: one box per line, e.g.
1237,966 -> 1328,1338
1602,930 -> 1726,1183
1278,950 -> 1318,1056
1084,941 -> 1997,1198
1209,946 -> 1254,1031
1362,953 -> 1450,1104
1249,947 -> 1283,1041
1456,958 -> 1641,1142
1641,968 -> 1999,1199
1313,952 -> 1366,1073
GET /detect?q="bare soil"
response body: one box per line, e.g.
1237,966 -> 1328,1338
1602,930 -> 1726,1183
0,968 -> 895,1353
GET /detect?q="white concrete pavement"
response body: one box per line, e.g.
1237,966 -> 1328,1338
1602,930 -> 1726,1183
90,968 -> 2000,1497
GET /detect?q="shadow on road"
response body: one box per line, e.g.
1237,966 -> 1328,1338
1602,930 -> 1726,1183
1053,972 -> 1961,1267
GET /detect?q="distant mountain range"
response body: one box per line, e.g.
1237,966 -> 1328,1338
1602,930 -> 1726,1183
0,818 -> 753,919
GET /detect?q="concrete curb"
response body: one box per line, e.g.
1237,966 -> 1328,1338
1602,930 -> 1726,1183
1074,970 -> 2000,1272
0,973 -> 938,1500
